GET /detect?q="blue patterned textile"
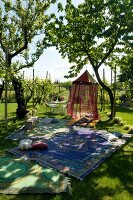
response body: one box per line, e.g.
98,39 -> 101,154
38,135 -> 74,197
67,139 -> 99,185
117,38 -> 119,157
8,130 -> 131,180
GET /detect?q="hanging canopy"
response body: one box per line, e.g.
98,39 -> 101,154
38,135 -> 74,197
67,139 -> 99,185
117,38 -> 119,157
73,70 -> 97,84
67,70 -> 99,120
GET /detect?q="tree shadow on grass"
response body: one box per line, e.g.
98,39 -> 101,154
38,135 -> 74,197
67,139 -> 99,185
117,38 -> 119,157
116,106 -> 133,113
0,117 -> 25,151
96,119 -> 115,131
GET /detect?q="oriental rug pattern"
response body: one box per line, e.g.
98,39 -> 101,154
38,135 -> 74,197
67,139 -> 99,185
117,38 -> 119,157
8,130 -> 131,180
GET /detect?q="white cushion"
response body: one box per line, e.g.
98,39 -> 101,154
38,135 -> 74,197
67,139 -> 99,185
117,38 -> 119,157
18,139 -> 32,150
100,133 -> 118,142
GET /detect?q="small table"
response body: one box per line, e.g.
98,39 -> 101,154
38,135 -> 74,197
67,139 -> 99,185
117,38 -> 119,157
49,101 -> 67,114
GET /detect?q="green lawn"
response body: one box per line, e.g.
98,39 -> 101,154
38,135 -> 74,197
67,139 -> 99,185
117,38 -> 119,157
116,106 -> 133,126
0,103 -> 133,200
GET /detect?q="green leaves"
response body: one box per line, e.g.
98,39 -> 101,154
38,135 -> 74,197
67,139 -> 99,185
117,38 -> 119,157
3,0 -> 12,12
45,0 -> 132,78
58,3 -> 63,12
0,0 -> 57,78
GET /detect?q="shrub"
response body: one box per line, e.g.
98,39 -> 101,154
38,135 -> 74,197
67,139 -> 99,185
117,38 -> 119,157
107,112 -> 111,117
113,117 -> 124,125
128,126 -> 133,134
1,91 -> 16,103
123,125 -> 130,130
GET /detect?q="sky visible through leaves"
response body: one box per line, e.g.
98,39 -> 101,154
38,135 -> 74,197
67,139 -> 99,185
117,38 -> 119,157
21,0 -> 112,83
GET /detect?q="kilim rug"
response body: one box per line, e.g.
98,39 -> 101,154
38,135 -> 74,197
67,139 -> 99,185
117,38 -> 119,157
0,155 -> 70,194
8,130 -> 132,180
6,118 -> 69,141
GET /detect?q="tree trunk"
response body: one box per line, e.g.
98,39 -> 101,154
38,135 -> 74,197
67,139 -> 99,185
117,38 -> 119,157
12,77 -> 29,119
94,68 -> 116,120
25,86 -> 33,106
0,81 -> 4,100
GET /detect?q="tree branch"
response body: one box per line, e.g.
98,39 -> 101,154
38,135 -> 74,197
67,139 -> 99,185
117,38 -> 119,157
80,42 -> 96,68
10,28 -> 28,59
0,32 -> 7,53
97,24 -> 123,68
15,61 -> 35,72
97,39 -> 118,68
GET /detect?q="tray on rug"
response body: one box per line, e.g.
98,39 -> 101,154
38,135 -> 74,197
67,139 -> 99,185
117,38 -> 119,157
0,155 -> 69,194
8,130 -> 132,180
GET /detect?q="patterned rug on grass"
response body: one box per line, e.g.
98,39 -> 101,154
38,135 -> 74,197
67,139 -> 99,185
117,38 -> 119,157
8,130 -> 132,180
6,118 -> 69,141
0,155 -> 70,194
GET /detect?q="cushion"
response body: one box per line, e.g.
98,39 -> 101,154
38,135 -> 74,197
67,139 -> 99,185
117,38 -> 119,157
18,139 -> 32,150
73,117 -> 92,126
111,131 -> 123,138
100,133 -> 118,142
31,142 -> 48,150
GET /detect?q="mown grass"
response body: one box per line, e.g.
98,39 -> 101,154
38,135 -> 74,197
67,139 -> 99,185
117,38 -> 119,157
116,106 -> 133,126
0,103 -> 133,200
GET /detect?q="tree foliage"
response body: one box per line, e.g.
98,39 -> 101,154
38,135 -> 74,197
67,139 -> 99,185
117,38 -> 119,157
0,0 -> 56,74
118,56 -> 133,100
0,0 -> 56,119
32,77 -> 54,105
45,0 -> 132,119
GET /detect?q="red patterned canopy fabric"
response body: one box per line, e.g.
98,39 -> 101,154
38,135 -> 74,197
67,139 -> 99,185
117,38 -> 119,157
67,70 -> 99,120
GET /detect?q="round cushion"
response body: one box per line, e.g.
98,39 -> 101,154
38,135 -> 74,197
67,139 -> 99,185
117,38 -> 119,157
31,142 -> 48,150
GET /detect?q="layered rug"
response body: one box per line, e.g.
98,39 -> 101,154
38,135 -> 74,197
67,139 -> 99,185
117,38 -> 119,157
0,155 -> 70,194
6,118 -> 69,141
8,129 -> 132,180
